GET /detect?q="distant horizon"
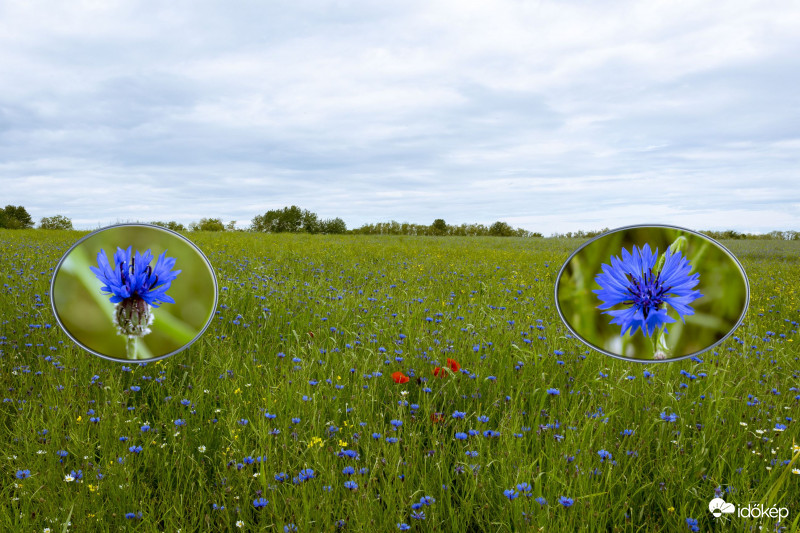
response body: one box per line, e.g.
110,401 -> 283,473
5,210 -> 797,237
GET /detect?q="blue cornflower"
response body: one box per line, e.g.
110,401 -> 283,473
685,517 -> 699,532
454,432 -> 468,440
338,449 -> 360,459
535,497 -> 547,506
593,244 -> 702,337
546,388 -> 560,396
344,480 -> 358,490
253,497 -> 269,508
91,247 -> 181,308
15,469 -> 30,479
516,482 -> 532,493
284,525 -> 298,533
504,489 -> 519,500
558,496 -> 574,507
660,412 -> 678,423
397,524 -> 410,531
411,510 -> 426,520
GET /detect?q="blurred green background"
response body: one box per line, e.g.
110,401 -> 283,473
52,225 -> 217,360
557,227 -> 748,360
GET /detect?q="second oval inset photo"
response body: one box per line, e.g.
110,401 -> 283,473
555,225 -> 749,362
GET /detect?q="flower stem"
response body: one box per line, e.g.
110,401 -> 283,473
126,335 -> 138,360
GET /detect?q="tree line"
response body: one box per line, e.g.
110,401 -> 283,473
2,204 -> 799,239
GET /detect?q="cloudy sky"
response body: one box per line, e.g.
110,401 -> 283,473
2,0 -> 799,234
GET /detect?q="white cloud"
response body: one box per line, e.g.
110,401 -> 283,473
1,0 -> 799,234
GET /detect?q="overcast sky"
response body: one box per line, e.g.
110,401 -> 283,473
1,0 -> 799,234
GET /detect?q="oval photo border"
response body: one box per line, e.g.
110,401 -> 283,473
50,223 -> 219,363
554,223 -> 750,363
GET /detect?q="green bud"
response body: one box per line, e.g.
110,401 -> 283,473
668,235 -> 688,255
655,235 -> 688,273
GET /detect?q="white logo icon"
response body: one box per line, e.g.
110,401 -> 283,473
709,498 -> 736,518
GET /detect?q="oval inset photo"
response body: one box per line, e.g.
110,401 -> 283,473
51,224 -> 217,362
555,225 -> 749,362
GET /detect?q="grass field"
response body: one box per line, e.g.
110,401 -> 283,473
1,230 -> 798,532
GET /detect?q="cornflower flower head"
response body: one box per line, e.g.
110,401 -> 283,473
516,482 -> 532,493
660,412 -> 678,423
91,247 -> 181,339
593,244 -> 702,337
92,247 -> 180,308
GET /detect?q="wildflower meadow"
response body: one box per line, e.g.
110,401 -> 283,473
1,230 -> 798,532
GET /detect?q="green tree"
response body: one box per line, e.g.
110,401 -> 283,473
0,205 -> 34,229
489,221 -> 514,237
151,221 -> 186,232
189,218 -> 226,231
431,219 -> 448,236
251,206 -> 322,233
319,217 -> 347,234
39,215 -> 74,230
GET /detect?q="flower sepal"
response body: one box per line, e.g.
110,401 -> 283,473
115,296 -> 153,337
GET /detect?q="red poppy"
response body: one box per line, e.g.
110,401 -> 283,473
433,367 -> 445,378
392,371 -> 409,384
430,412 -> 444,423
307,331 -> 315,338
446,358 -> 461,372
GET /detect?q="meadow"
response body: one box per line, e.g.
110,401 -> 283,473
1,230 -> 798,532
